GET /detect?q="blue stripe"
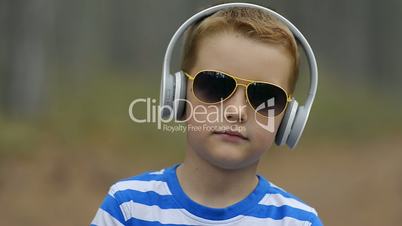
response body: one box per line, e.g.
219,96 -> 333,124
247,204 -> 317,222
100,194 -> 126,225
113,190 -> 181,209
126,218 -> 195,226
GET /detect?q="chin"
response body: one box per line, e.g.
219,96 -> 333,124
210,156 -> 258,170
198,146 -> 259,170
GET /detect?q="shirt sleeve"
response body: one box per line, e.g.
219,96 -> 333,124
309,210 -> 324,226
90,186 -> 126,226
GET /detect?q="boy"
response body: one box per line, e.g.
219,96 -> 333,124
91,6 -> 323,226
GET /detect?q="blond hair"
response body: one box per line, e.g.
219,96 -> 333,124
181,7 -> 300,94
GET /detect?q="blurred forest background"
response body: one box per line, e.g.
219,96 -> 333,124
0,0 -> 401,225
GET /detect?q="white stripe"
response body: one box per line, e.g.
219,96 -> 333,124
119,201 -> 308,226
109,180 -> 171,197
149,169 -> 165,175
120,201 -> 197,224
269,182 -> 287,193
259,193 -> 317,215
91,208 -> 124,226
228,216 -> 309,226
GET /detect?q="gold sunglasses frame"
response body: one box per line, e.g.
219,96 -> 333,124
184,70 -> 292,118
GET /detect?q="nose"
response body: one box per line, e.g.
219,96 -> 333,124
224,85 -> 248,123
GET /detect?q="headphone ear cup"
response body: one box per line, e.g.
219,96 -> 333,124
275,99 -> 298,146
160,72 -> 175,119
173,71 -> 187,120
286,105 -> 309,148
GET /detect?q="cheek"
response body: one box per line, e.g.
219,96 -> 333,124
247,112 -> 285,151
249,125 -> 275,153
183,88 -> 215,144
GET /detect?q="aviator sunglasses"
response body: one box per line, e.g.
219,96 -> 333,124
184,70 -> 292,117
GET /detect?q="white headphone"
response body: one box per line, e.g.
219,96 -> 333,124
159,3 -> 318,149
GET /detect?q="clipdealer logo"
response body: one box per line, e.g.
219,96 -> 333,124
128,98 -> 276,133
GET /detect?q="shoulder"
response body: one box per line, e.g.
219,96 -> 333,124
257,178 -> 323,226
264,181 -> 318,214
108,167 -> 172,201
91,167 -> 174,226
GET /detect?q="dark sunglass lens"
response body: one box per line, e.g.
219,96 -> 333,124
247,83 -> 287,116
193,71 -> 236,103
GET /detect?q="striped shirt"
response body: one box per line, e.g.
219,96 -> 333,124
90,164 -> 323,226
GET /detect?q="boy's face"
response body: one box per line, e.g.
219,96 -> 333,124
184,32 -> 293,170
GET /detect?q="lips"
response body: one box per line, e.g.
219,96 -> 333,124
212,130 -> 248,140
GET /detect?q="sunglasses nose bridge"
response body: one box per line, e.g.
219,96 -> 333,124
235,76 -> 248,86
236,83 -> 247,88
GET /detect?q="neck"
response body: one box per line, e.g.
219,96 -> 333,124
176,145 -> 259,208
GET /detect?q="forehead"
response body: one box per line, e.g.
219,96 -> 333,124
191,33 -> 292,89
